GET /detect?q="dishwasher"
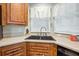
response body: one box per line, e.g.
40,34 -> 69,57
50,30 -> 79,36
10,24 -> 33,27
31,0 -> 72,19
57,46 -> 79,56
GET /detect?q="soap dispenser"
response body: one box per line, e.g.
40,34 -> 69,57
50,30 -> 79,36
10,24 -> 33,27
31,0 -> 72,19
26,28 -> 29,34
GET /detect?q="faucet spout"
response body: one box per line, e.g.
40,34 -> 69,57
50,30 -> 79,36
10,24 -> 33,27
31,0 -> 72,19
40,26 -> 47,39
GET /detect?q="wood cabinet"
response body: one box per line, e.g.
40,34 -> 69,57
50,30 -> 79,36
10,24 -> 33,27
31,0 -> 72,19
26,42 -> 57,56
1,3 -> 28,25
0,48 -> 1,56
1,42 -> 26,56
7,3 -> 28,25
0,42 -> 57,56
0,4 -> 7,25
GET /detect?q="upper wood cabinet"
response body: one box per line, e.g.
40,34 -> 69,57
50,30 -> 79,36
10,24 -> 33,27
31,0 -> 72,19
1,3 -> 28,25
0,4 -> 7,25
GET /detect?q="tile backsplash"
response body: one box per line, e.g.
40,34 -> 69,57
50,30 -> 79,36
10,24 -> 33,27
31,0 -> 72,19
3,25 -> 26,37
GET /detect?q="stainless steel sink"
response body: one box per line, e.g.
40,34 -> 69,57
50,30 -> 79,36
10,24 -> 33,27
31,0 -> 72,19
25,35 -> 56,41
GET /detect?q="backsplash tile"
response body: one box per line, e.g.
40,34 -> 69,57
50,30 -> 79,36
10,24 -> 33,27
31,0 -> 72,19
3,25 -> 26,37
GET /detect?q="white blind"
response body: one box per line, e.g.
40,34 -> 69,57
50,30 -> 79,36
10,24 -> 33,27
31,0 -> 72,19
54,4 -> 79,35
30,7 -> 51,32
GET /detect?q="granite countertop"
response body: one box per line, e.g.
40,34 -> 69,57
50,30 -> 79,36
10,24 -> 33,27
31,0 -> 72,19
0,33 -> 79,53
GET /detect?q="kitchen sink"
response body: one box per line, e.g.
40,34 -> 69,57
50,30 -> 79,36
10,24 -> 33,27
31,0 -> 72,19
25,35 -> 56,41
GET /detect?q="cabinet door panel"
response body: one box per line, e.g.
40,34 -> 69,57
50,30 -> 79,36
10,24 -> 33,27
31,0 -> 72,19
26,42 -> 57,56
0,3 -> 28,25
1,42 -> 26,56
0,48 -> 1,56
7,4 -> 27,24
0,4 -> 7,25
53,45 -> 57,56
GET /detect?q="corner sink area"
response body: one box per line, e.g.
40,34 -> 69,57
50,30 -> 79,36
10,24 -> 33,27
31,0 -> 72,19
25,35 -> 56,41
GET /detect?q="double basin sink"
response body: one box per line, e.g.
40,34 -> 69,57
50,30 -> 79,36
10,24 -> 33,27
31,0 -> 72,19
25,35 -> 56,41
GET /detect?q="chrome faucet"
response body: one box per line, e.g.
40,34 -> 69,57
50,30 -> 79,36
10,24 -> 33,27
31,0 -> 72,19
40,26 -> 47,39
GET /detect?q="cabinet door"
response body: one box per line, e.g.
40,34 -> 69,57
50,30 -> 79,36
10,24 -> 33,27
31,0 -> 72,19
0,4 -> 7,25
0,48 -> 1,56
50,44 -> 57,56
1,42 -> 26,56
7,3 -> 28,25
26,42 -> 57,56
